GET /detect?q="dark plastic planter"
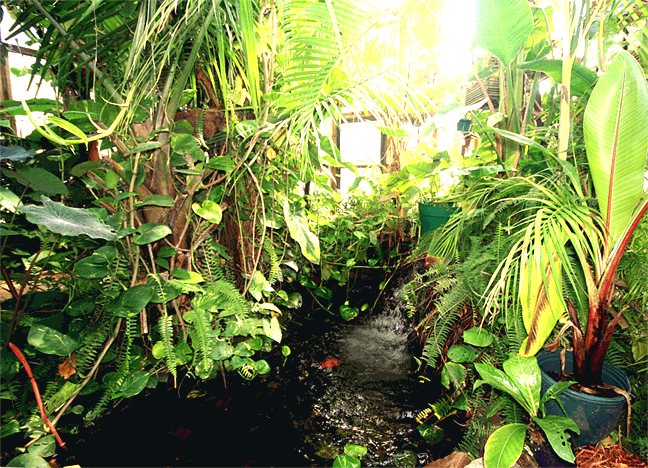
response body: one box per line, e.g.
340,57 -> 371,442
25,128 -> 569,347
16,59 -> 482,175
538,350 -> 630,447
418,203 -> 455,236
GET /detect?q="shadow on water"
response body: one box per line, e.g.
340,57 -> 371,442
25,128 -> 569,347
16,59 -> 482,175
57,274 -> 451,467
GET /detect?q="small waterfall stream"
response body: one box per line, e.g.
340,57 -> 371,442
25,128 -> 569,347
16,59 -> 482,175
59,274 -> 446,467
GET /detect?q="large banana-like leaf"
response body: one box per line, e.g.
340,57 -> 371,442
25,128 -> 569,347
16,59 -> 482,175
474,0 -> 534,66
518,212 -> 566,357
584,51 -> 648,249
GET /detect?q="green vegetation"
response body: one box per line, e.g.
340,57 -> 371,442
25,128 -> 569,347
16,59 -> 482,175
1,0 -> 647,467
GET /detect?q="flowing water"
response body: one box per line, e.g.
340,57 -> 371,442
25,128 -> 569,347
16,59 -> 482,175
57,276 -> 446,467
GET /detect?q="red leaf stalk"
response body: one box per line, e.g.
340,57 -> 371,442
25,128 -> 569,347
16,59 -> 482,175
8,342 -> 66,449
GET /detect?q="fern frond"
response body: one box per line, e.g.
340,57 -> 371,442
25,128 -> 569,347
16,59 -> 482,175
184,308 -> 217,379
158,314 -> 177,383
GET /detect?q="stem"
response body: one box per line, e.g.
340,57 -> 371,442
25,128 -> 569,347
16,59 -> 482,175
8,343 -> 66,449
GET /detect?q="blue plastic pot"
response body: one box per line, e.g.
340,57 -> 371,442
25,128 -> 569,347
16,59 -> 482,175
538,350 -> 630,447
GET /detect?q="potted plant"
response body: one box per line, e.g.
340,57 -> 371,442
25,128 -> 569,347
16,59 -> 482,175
483,50 -> 648,446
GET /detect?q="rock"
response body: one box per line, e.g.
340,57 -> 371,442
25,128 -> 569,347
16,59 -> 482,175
389,450 -> 418,468
424,451 -> 471,468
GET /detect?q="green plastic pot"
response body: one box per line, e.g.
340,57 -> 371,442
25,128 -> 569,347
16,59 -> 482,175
538,350 -> 630,447
418,203 -> 455,236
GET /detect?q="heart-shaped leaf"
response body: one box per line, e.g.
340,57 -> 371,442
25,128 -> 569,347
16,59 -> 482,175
23,196 -> 117,240
28,324 -> 80,356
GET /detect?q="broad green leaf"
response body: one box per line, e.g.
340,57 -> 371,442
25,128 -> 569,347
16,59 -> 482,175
119,371 -> 150,398
171,268 -> 204,284
27,435 -> 56,457
463,328 -> 495,347
7,453 -> 50,468
23,196 -> 117,240
340,303 -> 359,321
2,167 -> 68,195
475,0 -> 534,65
502,355 -> 541,415
518,59 -> 597,96
106,284 -> 154,317
375,126 -> 408,137
441,362 -> 467,389
280,196 -> 320,264
27,324 -> 80,356
248,270 -> 273,301
0,145 -> 35,161
133,223 -> 172,245
533,415 -> 580,463
540,380 -> 577,413
484,424 -> 527,468
332,454 -> 360,468
212,341 -> 234,360
1,420 -> 20,438
123,141 -> 162,157
518,231 -> 565,357
474,363 -> 531,414
45,382 -> 81,413
138,194 -> 175,207
447,344 -> 479,363
418,425 -> 445,445
262,316 -> 282,342
192,200 -> 223,224
75,252 -> 111,278
584,51 -> 648,248
344,445 -> 367,459
255,359 -> 271,374
70,161 -> 102,177
0,187 -> 21,212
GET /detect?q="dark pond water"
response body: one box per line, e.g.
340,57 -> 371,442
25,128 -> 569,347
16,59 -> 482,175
54,279 -> 455,467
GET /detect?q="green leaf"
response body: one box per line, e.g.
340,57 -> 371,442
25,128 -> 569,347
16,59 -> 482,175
123,141 -> 162,157
27,435 -> 56,458
502,354 -> 541,415
1,420 -> 20,438
133,223 -> 172,245
344,444 -> 367,458
340,303 -> 359,321
280,196 -> 320,264
106,284 -> 154,317
192,200 -> 223,224
474,362 -> 531,414
484,424 -> 527,468
137,194 -> 175,207
7,453 -> 50,468
375,126 -> 408,137
534,415 -> 580,463
441,362 -> 467,389
475,0 -> 534,65
463,328 -> 495,347
255,359 -> 271,374
248,270 -> 273,301
540,380 -> 577,413
262,317 -> 282,343
518,59 -> 597,96
27,324 -> 80,356
333,454 -> 361,468
0,187 -> 21,212
120,371 -> 150,398
171,268 -> 204,284
447,344 -> 479,363
418,424 -> 445,445
2,167 -> 68,195
75,252 -> 111,278
23,196 -> 117,240
212,341 -> 234,360
584,51 -> 648,247
70,161 -> 103,177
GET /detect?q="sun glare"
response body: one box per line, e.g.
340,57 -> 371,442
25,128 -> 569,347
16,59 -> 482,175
439,0 -> 475,76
